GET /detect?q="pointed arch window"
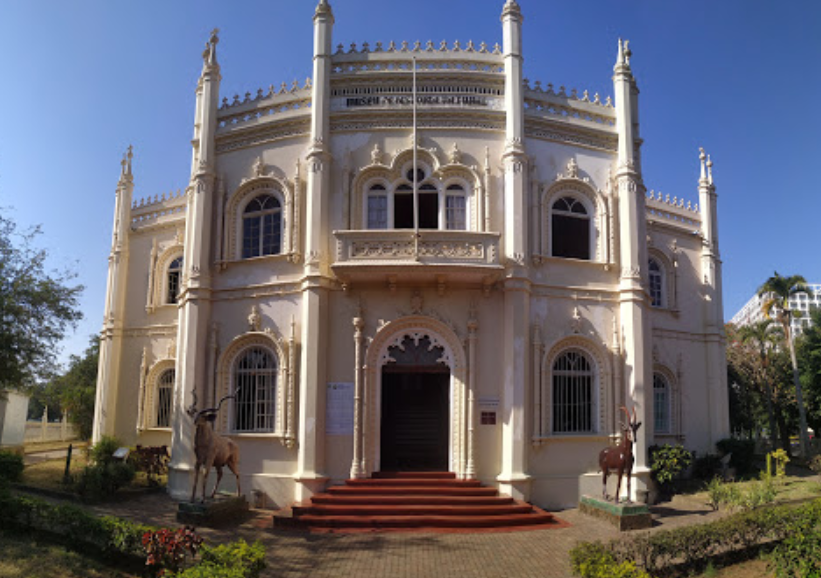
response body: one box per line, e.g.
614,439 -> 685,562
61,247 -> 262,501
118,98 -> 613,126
551,196 -> 590,260
233,347 -> 277,432
445,184 -> 466,230
653,373 -> 671,434
649,258 -> 664,307
166,257 -> 183,305
367,184 -> 388,229
155,369 -> 175,428
552,350 -> 595,433
242,195 -> 282,258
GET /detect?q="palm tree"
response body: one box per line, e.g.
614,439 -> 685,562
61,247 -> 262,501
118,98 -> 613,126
738,320 -> 780,450
758,272 -> 812,457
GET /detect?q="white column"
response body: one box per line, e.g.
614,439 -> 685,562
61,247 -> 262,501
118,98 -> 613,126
350,313 -> 365,478
168,30 -> 221,500
93,147 -> 134,443
613,40 -> 652,495
465,312 -> 478,479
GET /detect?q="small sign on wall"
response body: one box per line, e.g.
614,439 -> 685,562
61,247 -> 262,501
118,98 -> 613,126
481,411 -> 497,425
326,382 -> 354,435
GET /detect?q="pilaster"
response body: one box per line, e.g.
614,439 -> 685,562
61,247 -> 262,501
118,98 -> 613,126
169,30 -> 221,499
93,147 -> 134,443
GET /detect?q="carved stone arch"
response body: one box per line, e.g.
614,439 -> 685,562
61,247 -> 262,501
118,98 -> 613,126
540,335 -> 612,436
144,359 -> 176,429
152,244 -> 185,308
215,331 -> 289,436
225,177 -> 293,260
542,179 -> 607,262
652,363 -> 679,437
362,315 -> 468,475
647,248 -> 677,310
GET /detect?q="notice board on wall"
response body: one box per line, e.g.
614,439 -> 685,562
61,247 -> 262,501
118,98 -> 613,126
326,382 -> 354,435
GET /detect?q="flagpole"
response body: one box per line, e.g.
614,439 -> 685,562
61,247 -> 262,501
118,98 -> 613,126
412,56 -> 419,259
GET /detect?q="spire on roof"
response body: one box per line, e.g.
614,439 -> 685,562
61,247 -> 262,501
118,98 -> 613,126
119,145 -> 133,183
501,0 -> 522,18
615,38 -> 632,72
202,28 -> 219,67
315,0 -> 333,17
699,147 -> 707,184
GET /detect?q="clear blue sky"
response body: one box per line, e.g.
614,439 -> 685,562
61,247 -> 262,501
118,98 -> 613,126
1,0 -> 819,366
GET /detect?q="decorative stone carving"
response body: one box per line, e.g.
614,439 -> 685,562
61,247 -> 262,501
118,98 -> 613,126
410,290 -> 423,314
571,307 -> 583,334
449,142 -> 462,164
253,156 -> 265,177
248,305 -> 262,332
370,143 -> 384,165
566,158 -> 579,179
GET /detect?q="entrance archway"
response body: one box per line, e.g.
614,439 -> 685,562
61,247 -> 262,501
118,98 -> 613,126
355,316 -> 469,478
380,336 -> 450,471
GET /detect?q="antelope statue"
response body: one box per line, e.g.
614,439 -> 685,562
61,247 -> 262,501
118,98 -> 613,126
598,406 -> 642,503
190,394 -> 241,503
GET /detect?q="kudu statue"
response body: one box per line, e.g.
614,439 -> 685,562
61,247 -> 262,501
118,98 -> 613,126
189,394 -> 241,503
598,406 -> 642,503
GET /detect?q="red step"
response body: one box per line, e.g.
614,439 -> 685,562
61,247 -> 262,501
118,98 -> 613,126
274,472 -> 569,533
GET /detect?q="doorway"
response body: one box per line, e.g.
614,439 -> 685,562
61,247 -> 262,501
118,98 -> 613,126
380,369 -> 449,471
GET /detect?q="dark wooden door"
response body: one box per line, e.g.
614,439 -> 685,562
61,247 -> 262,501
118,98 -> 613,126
380,371 -> 449,471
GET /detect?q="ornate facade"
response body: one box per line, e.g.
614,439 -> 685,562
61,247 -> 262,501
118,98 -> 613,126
93,0 -> 729,509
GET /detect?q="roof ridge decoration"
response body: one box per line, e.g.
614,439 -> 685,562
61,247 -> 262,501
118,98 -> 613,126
646,190 -> 699,213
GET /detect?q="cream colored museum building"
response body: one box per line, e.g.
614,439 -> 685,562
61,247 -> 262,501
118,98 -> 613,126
93,0 -> 729,509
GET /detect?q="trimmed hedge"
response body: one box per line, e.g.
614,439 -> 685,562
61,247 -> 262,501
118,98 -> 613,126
570,499 -> 821,577
0,486 -> 152,559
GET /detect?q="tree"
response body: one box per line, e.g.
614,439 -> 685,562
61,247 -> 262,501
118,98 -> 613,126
758,272 -> 812,457
0,214 -> 83,391
737,320 -> 781,449
50,336 -> 99,440
797,307 -> 821,434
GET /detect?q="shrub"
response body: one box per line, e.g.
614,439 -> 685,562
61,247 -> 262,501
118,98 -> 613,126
767,449 -> 789,481
198,540 -> 266,578
716,438 -> 756,476
143,526 -> 203,577
88,435 -> 123,466
75,460 -> 135,501
572,500 -> 818,577
692,454 -> 722,480
650,444 -> 693,487
0,449 -> 24,482
570,542 -> 651,578
129,445 -> 170,486
733,478 -> 776,511
810,454 -> 821,476
769,500 -> 821,578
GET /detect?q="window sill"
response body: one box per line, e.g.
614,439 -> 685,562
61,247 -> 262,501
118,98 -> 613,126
532,434 -> 609,445
224,432 -> 282,439
532,254 -> 613,271
218,253 -> 294,267
142,427 -> 172,432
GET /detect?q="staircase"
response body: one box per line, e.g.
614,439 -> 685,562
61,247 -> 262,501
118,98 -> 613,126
274,472 -> 569,533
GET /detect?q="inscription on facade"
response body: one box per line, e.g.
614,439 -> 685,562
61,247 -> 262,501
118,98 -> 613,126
333,95 -> 501,111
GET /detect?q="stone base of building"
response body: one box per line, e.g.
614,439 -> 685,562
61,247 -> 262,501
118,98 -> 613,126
579,495 -> 652,531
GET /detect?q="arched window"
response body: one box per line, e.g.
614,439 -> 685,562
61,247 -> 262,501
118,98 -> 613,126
551,196 -> 590,260
166,257 -> 183,305
552,350 -> 595,433
155,369 -> 175,428
242,194 -> 282,259
367,184 -> 388,229
233,347 -> 277,432
653,373 -> 670,434
362,166 -> 472,231
445,184 -> 466,230
649,258 -> 664,308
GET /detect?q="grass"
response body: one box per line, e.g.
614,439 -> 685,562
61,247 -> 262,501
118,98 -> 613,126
22,455 -> 168,495
23,440 -> 89,454
688,472 -> 821,508
0,531 -> 138,578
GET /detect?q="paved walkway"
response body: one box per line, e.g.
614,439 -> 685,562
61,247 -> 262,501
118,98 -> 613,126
86,491 -> 726,578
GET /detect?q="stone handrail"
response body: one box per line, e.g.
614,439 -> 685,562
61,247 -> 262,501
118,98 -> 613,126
334,229 -> 501,266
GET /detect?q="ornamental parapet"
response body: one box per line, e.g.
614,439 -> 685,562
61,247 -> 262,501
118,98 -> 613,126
131,190 -> 187,229
332,229 -> 503,285
523,85 -> 616,129
645,190 -> 701,230
217,83 -> 312,132
330,40 -> 504,76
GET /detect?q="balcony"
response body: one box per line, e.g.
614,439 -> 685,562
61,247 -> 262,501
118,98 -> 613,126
332,230 -> 503,287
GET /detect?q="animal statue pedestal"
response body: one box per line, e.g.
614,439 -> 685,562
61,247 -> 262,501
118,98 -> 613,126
579,495 -> 652,531
177,492 -> 249,527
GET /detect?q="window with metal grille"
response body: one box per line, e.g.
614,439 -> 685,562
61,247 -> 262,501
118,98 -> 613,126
551,196 -> 590,260
156,369 -> 174,428
167,257 -> 183,304
233,347 -> 277,433
649,258 -> 664,307
445,185 -> 466,230
242,194 -> 282,258
552,350 -> 595,433
653,373 -> 670,433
